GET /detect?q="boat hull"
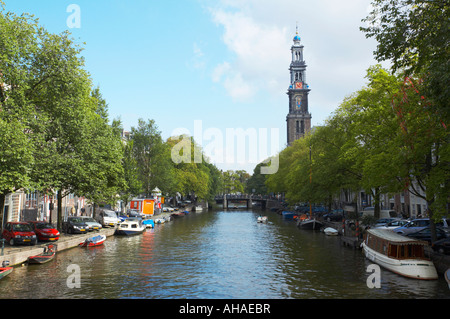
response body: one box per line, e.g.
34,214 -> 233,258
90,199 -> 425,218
79,235 -> 106,247
114,229 -> 145,236
0,267 -> 13,279
298,219 -> 323,230
324,227 -> 338,236
362,242 -> 438,280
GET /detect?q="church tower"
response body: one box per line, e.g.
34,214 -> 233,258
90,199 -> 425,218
286,26 -> 311,146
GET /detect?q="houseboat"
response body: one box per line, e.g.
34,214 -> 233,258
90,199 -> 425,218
362,228 -> 438,280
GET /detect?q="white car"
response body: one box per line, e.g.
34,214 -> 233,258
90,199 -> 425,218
375,219 -> 409,230
96,210 -> 120,227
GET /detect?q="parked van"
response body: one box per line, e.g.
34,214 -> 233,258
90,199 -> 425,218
96,209 -> 120,227
362,209 -> 398,219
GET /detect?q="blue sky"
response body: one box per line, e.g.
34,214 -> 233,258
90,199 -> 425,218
4,0 -> 385,173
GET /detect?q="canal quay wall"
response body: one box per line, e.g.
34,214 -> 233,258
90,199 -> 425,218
0,206 -> 196,267
0,227 -> 116,267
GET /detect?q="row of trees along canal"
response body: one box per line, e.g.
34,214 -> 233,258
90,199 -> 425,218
0,3 -> 250,232
255,1 -> 449,242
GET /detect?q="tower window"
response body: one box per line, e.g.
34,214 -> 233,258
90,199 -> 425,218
296,121 -> 300,133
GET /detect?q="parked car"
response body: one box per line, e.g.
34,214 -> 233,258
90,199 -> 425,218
2,222 -> 37,246
393,218 -> 431,235
79,216 -> 102,231
394,218 -> 449,235
405,227 -> 448,243
323,210 -> 344,222
27,221 -> 60,242
96,209 -> 120,227
62,217 -> 89,234
375,219 -> 409,230
127,209 -> 145,218
362,209 -> 398,219
432,237 -> 450,255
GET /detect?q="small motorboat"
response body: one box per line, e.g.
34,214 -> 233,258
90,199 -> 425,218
27,244 -> 57,264
114,218 -> 145,236
154,218 -> 165,224
79,234 -> 106,247
143,219 -> 155,228
0,261 -> 13,280
257,216 -> 268,223
324,227 -> 339,236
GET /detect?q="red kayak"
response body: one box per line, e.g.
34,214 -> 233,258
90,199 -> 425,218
79,234 -> 106,247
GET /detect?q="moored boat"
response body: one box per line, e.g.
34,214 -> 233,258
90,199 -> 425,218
114,218 -> 145,236
324,227 -> 338,236
362,228 -> 438,280
282,211 -> 295,220
27,244 -> 57,264
79,234 -> 106,247
143,219 -> 155,228
297,218 -> 323,230
0,261 -> 13,280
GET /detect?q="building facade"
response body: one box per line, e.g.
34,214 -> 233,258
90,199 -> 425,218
286,27 -> 312,146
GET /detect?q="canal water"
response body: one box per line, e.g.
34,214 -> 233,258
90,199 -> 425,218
0,209 -> 448,299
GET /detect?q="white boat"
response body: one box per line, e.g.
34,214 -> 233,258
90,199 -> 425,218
154,218 -> 165,224
114,218 -> 145,236
194,205 -> 203,212
257,216 -> 268,223
362,228 -> 438,280
324,227 -> 338,236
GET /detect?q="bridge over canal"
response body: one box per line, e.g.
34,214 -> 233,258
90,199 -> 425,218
215,195 -> 282,210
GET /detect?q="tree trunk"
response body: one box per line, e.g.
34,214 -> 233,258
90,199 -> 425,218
0,192 -> 5,232
57,189 -> 63,231
373,187 -> 381,220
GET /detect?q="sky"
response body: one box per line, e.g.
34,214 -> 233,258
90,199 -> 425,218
3,0 -> 386,174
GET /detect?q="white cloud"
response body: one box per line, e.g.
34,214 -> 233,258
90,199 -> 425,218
207,0 -> 381,124
209,5 -> 291,101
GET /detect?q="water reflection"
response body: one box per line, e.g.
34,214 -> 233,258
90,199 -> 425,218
0,209 -> 448,299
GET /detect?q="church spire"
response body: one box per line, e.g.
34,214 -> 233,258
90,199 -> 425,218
286,23 -> 311,146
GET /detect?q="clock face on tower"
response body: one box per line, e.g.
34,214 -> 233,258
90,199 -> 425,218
295,82 -> 303,89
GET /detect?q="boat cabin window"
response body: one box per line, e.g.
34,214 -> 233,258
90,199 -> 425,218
131,224 -> 137,228
388,244 -> 425,259
121,224 -> 128,228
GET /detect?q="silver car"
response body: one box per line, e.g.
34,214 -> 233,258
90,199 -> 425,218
79,216 -> 103,231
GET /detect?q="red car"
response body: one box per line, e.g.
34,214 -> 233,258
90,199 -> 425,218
27,221 -> 60,242
2,222 -> 37,246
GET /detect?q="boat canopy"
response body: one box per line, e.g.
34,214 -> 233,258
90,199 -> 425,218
367,229 -> 427,246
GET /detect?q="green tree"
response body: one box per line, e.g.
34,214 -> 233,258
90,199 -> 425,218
361,0 -> 449,128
